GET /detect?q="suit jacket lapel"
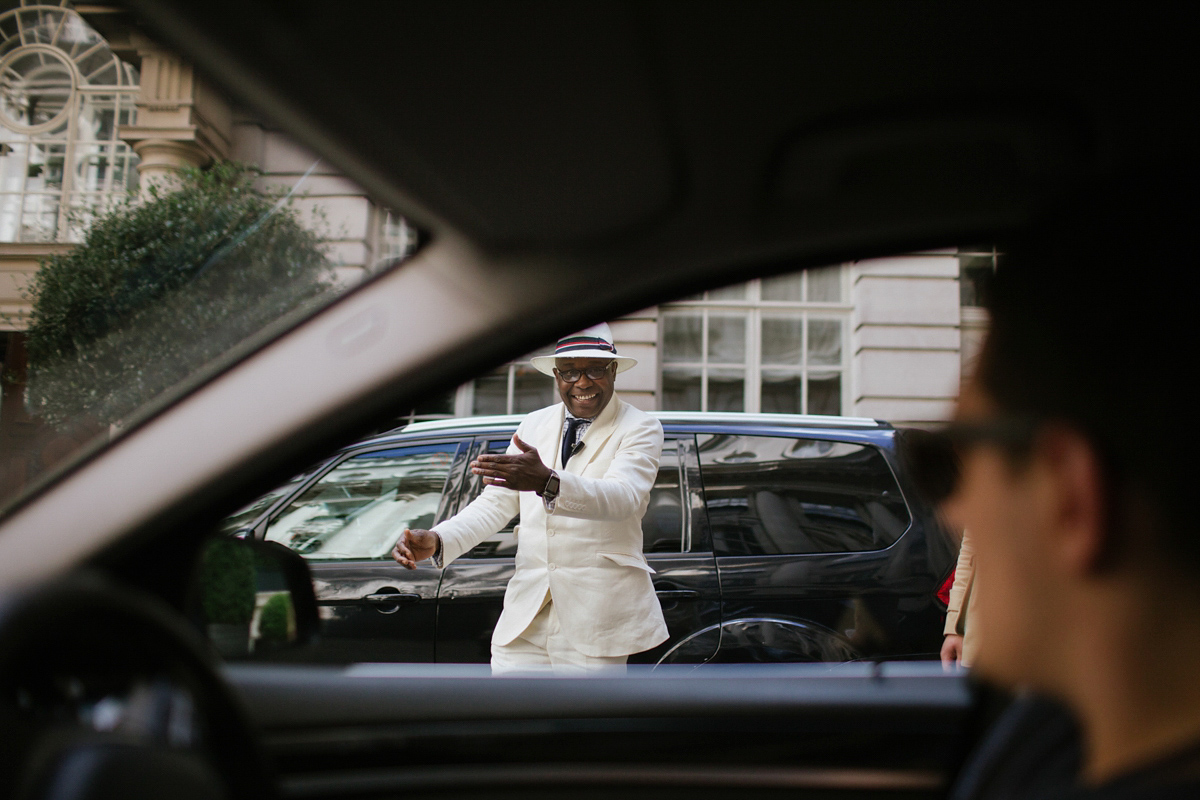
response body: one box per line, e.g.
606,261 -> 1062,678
543,403 -> 568,469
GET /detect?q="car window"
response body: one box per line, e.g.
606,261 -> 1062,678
0,153 -> 423,516
264,443 -> 459,560
643,439 -> 686,553
216,469 -> 310,537
458,436 -> 691,557
697,434 -> 910,556
462,439 -> 520,559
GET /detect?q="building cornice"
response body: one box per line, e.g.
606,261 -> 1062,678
0,244 -> 74,263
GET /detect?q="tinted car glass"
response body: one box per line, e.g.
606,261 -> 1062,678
698,434 -> 910,556
217,469 -> 309,536
643,439 -> 685,553
265,443 -> 458,559
459,437 -> 689,557
463,439 -> 520,559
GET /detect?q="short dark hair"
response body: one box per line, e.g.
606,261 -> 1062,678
979,171 -> 1197,566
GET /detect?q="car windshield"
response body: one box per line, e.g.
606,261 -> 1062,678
0,1 -> 423,515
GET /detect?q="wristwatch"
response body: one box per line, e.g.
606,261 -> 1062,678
540,471 -> 561,501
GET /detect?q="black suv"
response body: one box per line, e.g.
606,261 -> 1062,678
223,412 -> 956,666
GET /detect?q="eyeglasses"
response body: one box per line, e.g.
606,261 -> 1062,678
554,364 -> 614,383
897,417 -> 1040,505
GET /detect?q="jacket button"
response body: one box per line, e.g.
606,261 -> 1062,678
548,530 -> 555,537
549,563 -> 557,571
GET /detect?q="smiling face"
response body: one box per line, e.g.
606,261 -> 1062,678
554,357 -> 616,419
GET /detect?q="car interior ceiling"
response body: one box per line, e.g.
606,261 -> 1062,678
2,2 -> 1196,799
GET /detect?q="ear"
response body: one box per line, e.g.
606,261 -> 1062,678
1034,426 -> 1110,576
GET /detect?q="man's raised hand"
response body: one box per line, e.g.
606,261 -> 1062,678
392,528 -> 438,569
470,433 -> 553,491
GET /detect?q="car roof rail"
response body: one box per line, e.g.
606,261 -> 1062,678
652,412 -> 887,429
395,411 -> 888,435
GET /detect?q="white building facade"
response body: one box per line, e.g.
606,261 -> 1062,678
458,252 -> 989,427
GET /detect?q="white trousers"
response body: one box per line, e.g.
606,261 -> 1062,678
490,592 -> 628,674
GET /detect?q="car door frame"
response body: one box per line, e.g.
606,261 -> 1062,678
247,434 -> 470,662
636,430 -> 722,666
434,428 -> 522,663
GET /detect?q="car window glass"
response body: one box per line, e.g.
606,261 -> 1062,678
459,437 -> 688,557
463,439 -> 520,558
264,443 -> 458,560
697,434 -> 910,556
216,470 -> 310,536
643,440 -> 685,553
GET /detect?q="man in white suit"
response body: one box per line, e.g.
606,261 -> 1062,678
392,323 -> 668,672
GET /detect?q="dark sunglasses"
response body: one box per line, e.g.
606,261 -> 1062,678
897,418 -> 1040,505
554,364 -> 614,383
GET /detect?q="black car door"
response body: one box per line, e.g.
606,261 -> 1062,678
260,439 -> 467,663
436,434 -> 721,665
632,434 -> 720,666
697,431 -> 945,662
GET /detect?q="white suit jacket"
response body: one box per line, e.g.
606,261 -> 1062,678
432,395 -> 669,657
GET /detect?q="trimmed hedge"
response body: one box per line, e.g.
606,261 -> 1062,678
199,538 -> 257,626
258,592 -> 293,643
24,163 -> 333,426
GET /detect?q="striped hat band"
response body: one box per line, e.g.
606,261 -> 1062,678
555,336 -> 617,355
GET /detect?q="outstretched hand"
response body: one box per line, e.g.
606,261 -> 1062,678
392,528 -> 438,569
471,434 -> 553,492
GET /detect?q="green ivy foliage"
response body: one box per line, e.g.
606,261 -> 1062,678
24,163 -> 334,426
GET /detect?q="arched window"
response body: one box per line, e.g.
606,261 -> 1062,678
0,1 -> 139,242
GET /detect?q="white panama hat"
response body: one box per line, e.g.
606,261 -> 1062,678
530,322 -> 638,376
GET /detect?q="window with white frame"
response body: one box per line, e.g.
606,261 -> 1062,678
1,2 -> 140,243
390,346 -> 557,426
456,346 -> 557,416
660,265 -> 849,415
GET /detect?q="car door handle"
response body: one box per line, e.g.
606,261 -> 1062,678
363,591 -> 421,604
655,589 -> 699,599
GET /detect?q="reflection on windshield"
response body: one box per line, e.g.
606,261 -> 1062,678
25,164 -> 333,427
0,161 -> 416,514
1,4 -> 421,513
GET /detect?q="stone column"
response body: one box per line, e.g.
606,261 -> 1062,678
849,253 -> 962,426
118,35 -> 232,196
610,309 -> 660,411
129,139 -> 209,195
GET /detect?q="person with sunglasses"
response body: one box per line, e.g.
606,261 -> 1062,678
928,174 -> 1200,800
392,323 -> 667,672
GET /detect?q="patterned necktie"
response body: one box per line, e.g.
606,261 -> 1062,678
562,417 -> 585,468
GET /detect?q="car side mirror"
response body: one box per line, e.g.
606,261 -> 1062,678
189,536 -> 320,660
